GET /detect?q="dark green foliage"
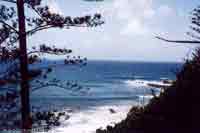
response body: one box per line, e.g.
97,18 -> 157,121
176,48 -> 200,132
187,6 -> 200,40
96,47 -> 200,133
31,110 -> 68,131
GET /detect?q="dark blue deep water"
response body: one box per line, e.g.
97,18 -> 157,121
30,60 -> 182,110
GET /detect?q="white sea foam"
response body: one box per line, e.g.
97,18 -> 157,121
124,79 -> 171,88
49,105 -> 132,133
138,95 -> 154,99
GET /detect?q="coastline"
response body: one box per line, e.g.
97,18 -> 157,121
49,102 -> 134,133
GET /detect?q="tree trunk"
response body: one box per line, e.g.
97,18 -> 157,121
16,0 -> 31,130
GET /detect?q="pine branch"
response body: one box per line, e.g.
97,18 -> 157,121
0,0 -> 16,4
31,83 -> 71,92
0,62 -> 19,79
26,24 -> 88,35
0,20 -> 19,33
155,36 -> 200,44
28,50 -> 71,56
27,4 -> 50,23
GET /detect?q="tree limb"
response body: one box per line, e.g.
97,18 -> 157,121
31,83 -> 78,92
0,61 -> 19,78
0,0 -> 16,4
28,50 -> 71,56
26,24 -> 87,35
155,36 -> 200,44
27,4 -> 50,23
0,20 -> 19,33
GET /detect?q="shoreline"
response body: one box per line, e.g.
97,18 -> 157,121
49,101 -> 135,133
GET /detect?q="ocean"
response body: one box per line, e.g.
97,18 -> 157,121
29,60 -> 182,133
1,60 -> 182,133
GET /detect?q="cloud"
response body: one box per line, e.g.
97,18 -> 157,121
95,0 -> 156,36
48,0 -> 63,14
112,0 -> 155,20
98,0 -> 178,38
81,0 -> 188,61
157,5 -> 175,17
120,19 -> 149,36
30,0 -> 190,62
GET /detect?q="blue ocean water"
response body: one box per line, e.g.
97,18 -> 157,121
0,60 -> 182,132
30,60 -> 182,110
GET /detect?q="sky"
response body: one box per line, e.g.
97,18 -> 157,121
28,0 -> 200,62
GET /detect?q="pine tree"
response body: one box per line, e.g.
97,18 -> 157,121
156,5 -> 200,44
0,0 -> 104,131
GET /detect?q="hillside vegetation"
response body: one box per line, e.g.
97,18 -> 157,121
97,48 -> 200,133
